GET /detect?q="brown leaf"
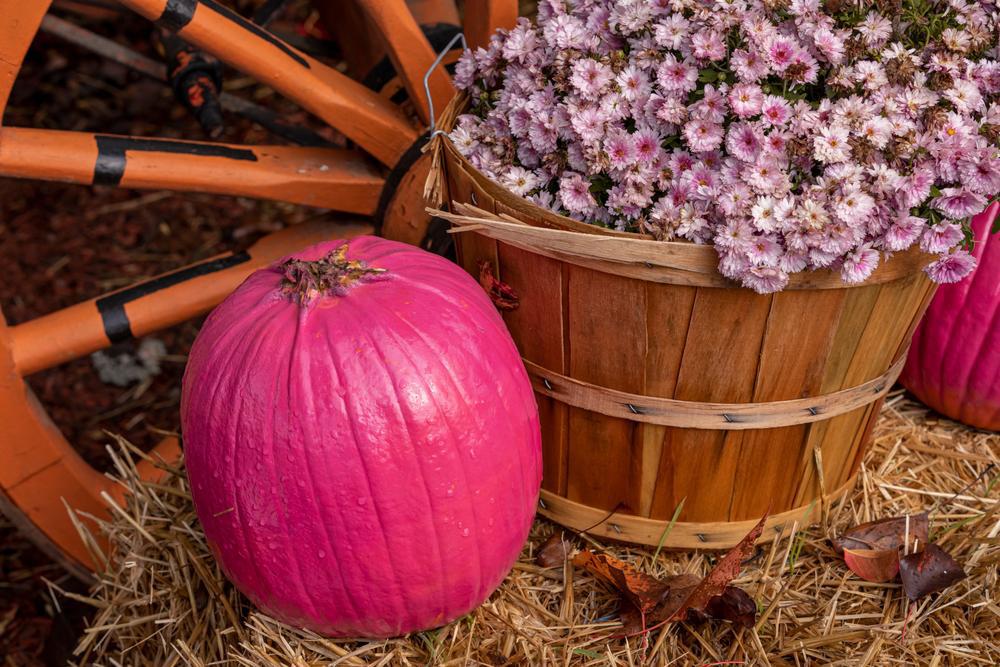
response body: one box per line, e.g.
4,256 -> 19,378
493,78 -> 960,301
899,544 -> 967,601
619,574 -> 699,634
669,512 -> 769,622
572,550 -> 668,615
535,532 -> 570,568
832,513 -> 928,554
704,586 -> 757,629
574,514 -> 768,634
843,548 -> 901,583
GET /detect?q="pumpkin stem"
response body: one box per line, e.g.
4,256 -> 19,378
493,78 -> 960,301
280,244 -> 386,301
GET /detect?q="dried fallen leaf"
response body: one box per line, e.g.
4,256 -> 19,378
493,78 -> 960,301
572,550 -> 667,616
704,586 -> 757,629
535,531 -> 571,568
843,548 -> 901,583
899,544 -> 967,601
619,574 -> 699,634
670,512 -> 768,622
577,512 -> 768,635
832,513 -> 928,554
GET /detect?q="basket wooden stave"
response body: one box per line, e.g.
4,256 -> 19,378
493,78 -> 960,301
430,97 -> 937,548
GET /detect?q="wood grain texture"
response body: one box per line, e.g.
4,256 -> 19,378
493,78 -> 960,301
565,267 -> 646,513
497,242 -> 569,495
639,283 -> 695,516
728,289 -> 846,520
651,288 -> 772,522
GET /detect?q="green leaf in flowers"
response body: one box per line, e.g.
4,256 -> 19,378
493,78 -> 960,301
698,68 -> 718,83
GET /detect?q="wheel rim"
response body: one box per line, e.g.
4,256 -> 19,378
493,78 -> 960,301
0,0 -> 518,576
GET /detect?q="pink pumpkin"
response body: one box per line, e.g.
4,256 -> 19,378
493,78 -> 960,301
181,237 -> 542,637
902,202 -> 1000,430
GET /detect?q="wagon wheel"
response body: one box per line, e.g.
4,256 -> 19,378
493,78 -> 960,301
0,0 -> 518,579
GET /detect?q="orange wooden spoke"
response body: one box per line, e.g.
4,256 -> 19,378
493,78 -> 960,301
354,0 -> 456,126
1,220 -> 372,573
0,128 -> 384,213
463,0 -> 518,49
10,220 -> 374,377
116,0 -> 418,167
0,1 -> 52,117
408,0 -> 460,25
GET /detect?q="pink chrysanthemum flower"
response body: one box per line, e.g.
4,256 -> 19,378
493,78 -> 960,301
959,154 -> 1000,194
716,219 -> 754,252
731,48 -> 768,82
633,128 -> 663,164
606,130 -> 637,171
657,54 -> 698,94
767,38 -> 798,71
932,187 -> 987,219
883,214 -> 924,251
919,223 -> 965,253
558,172 -> 597,214
925,251 -> 977,283
683,119 -> 725,153
570,59 -> 614,98
692,29 -> 727,61
857,12 -> 892,46
501,166 -> 543,196
813,125 -> 851,163
746,234 -> 783,266
744,265 -> 790,294
729,83 -> 764,118
841,245 -> 880,284
726,123 -> 763,163
760,95 -> 792,127
616,65 -> 650,102
654,14 -> 690,50
812,27 -> 846,65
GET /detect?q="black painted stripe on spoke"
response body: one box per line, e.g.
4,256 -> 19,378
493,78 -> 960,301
156,0 -> 198,31
96,251 -> 251,344
200,0 -> 310,68
93,135 -> 257,186
363,23 -> 461,94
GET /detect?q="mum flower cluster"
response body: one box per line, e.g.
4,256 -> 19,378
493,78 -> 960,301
451,0 -> 1000,292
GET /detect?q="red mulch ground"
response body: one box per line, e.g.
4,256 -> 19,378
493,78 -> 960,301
1,3 -> 343,663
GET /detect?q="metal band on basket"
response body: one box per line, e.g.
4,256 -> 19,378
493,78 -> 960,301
522,354 -> 907,430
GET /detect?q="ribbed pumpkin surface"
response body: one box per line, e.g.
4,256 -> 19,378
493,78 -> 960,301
902,202 -> 1000,430
181,236 -> 541,637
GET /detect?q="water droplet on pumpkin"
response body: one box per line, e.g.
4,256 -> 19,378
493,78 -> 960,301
446,485 -> 455,497
461,528 -> 471,537
488,518 -> 495,527
297,479 -> 306,488
356,497 -> 368,506
317,550 -> 326,559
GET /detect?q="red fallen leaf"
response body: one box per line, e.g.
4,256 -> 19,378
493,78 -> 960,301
579,513 -> 768,635
535,531 -> 571,568
704,586 -> 757,629
668,512 -> 769,622
843,548 -> 901,583
619,574 -> 699,634
832,513 -> 928,554
899,544 -> 967,601
478,261 -> 519,311
572,550 -> 668,616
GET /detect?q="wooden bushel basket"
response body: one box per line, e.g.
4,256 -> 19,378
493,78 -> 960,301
426,95 -> 938,549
